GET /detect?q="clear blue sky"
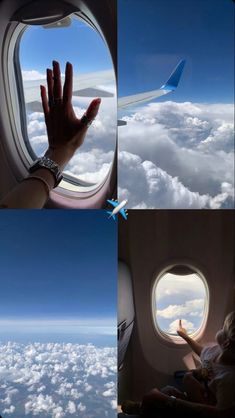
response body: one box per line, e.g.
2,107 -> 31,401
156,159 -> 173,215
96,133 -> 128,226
118,0 -> 234,103
20,17 -> 112,74
0,211 -> 116,322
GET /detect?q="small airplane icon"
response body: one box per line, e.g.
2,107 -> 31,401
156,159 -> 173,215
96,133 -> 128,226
107,199 -> 128,220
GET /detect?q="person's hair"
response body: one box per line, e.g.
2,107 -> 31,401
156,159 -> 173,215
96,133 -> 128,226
224,311 -> 235,345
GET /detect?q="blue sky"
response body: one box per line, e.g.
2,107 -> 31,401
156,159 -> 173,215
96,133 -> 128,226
20,17 -> 112,74
118,0 -> 234,103
0,211 -> 116,334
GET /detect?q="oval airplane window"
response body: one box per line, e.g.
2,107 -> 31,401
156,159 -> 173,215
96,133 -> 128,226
18,15 -> 116,193
152,266 -> 209,343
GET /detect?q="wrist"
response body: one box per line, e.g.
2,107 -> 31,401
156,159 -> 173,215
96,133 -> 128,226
45,146 -> 75,170
165,395 -> 177,408
29,157 -> 63,187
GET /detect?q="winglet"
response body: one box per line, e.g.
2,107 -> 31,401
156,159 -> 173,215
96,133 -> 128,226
160,59 -> 186,91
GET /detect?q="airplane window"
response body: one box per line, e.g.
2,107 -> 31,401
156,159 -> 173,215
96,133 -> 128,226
153,267 -> 209,342
18,15 -> 116,191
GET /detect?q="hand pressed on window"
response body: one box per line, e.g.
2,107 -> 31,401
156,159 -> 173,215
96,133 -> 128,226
40,60 -> 101,170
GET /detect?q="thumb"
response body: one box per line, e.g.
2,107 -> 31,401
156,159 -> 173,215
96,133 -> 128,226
86,98 -> 101,120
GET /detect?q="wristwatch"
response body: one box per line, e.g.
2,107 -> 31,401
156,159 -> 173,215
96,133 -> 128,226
29,157 -> 63,187
166,395 -> 177,408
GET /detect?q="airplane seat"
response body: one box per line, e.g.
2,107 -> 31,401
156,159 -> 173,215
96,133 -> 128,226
118,261 -> 135,370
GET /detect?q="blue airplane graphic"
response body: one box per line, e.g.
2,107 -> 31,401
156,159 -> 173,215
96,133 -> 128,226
107,199 -> 128,220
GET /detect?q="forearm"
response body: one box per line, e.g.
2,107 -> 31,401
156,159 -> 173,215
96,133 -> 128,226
0,168 -> 55,209
184,335 -> 203,356
0,147 -> 71,209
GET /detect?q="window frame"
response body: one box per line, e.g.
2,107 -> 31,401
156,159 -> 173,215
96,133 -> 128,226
2,9 -> 117,207
151,262 -> 210,345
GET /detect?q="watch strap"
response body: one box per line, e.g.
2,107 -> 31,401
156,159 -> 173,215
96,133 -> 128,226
29,157 -> 63,187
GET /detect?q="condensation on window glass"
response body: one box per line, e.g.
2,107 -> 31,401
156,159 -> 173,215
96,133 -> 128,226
19,15 -> 116,188
153,270 -> 208,337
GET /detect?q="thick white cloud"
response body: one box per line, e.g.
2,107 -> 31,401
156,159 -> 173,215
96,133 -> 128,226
65,149 -> 113,184
157,299 -> 204,319
0,342 -> 116,418
168,319 -> 195,334
119,151 -> 211,209
119,101 -> 234,208
25,92 -> 116,187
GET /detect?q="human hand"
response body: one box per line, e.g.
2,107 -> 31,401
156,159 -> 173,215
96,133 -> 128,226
142,388 -> 171,412
177,319 -> 188,339
40,60 -> 101,169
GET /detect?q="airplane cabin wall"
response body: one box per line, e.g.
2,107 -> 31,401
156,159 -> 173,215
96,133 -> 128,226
118,210 -> 235,401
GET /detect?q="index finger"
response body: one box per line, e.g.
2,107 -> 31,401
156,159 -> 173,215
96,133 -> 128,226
63,62 -> 73,105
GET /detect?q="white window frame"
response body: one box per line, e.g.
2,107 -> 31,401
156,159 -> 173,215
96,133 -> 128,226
151,263 -> 210,345
2,10 -> 117,208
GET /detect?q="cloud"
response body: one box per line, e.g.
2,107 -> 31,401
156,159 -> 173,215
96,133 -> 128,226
65,149 -> 113,184
2,405 -> 15,414
157,299 -> 204,319
67,400 -> 76,414
118,151 -> 211,209
119,101 -> 234,208
0,342 -> 116,417
168,319 -> 195,334
0,318 -> 116,335
22,70 -> 46,81
119,150 -> 234,209
26,92 -> 116,186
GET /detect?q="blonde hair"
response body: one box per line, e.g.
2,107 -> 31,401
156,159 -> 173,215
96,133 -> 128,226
224,311 -> 235,343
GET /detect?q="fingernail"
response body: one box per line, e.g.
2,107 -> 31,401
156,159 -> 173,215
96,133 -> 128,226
95,98 -> 101,105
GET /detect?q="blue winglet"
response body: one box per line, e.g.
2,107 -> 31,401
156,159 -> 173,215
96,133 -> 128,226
160,59 -> 186,91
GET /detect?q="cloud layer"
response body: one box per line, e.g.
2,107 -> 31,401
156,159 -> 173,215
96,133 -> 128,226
157,298 -> 204,319
0,342 -> 116,417
24,76 -> 116,187
118,101 -> 234,208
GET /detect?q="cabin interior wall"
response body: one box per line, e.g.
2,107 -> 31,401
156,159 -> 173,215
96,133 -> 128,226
118,210 -> 235,401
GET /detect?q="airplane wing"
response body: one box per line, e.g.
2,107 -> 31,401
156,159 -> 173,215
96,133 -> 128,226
107,199 -> 118,208
23,69 -> 115,112
118,59 -> 186,109
120,209 -> 128,220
